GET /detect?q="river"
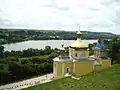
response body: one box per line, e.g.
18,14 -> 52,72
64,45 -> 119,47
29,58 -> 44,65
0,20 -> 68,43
3,40 -> 97,51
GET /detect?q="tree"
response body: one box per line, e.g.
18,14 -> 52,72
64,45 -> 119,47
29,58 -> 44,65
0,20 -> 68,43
0,70 -> 11,85
0,46 -> 4,53
20,59 -> 29,64
106,37 -> 120,64
45,46 -> 52,54
0,46 -> 4,58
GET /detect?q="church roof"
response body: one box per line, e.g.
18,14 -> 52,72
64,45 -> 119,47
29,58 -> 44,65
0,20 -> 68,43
70,31 -> 88,48
77,31 -> 81,34
70,39 -> 88,48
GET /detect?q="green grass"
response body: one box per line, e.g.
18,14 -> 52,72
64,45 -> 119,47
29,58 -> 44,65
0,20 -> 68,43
23,64 -> 120,90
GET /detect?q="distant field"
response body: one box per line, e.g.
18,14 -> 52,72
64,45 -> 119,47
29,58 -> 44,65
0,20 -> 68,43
23,64 -> 120,90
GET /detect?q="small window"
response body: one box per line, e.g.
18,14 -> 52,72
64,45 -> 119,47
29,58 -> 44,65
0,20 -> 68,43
75,53 -> 77,57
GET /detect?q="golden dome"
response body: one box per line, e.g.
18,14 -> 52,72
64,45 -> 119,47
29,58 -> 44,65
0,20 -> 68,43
70,31 -> 88,48
70,39 -> 88,48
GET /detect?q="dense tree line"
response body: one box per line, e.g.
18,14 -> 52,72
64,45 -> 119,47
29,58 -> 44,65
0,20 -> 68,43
0,29 -> 119,44
105,37 -> 120,64
0,46 -> 58,85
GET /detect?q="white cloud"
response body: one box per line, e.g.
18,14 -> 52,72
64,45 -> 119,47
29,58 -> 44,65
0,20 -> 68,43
0,0 -> 120,34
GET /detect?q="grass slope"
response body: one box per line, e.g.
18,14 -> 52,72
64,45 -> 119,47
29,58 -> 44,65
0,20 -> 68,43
23,64 -> 120,90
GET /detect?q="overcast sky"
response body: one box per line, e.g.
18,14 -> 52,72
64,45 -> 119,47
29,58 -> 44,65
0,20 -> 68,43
0,0 -> 120,34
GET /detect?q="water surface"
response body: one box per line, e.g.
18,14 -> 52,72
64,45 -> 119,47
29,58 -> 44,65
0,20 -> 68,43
3,40 -> 97,51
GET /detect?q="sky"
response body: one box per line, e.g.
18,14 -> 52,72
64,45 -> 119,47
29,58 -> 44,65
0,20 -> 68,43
0,0 -> 120,34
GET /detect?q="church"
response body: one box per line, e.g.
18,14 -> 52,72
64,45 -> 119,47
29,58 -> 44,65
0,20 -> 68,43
53,29 -> 111,78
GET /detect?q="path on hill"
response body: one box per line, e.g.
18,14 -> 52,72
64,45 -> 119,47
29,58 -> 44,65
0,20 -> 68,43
0,73 -> 53,90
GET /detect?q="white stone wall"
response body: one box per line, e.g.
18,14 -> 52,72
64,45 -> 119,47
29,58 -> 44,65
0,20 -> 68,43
69,48 -> 89,60
94,49 -> 100,59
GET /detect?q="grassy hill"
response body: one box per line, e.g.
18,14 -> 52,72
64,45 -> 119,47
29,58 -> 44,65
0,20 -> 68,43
0,28 -> 120,45
23,64 -> 120,90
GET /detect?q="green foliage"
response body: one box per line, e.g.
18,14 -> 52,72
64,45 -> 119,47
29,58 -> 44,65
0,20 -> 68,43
49,52 -> 58,59
8,62 -> 34,79
45,46 -> 52,54
0,46 -> 57,85
30,56 -> 49,64
0,70 -> 11,84
0,45 -> 4,52
20,59 -> 29,64
105,37 -> 120,64
0,64 -> 4,70
0,45 -> 4,58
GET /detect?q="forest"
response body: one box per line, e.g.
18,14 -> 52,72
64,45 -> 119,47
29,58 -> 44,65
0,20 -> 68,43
0,28 -> 119,44
0,46 -> 58,85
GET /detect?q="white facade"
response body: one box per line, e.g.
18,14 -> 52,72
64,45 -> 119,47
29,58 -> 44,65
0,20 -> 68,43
94,48 -> 100,59
69,48 -> 89,60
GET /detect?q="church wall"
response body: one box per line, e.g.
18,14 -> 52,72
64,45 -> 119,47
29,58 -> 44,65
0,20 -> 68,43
56,62 -> 63,77
69,48 -> 89,59
69,48 -> 74,59
53,61 -> 57,77
101,59 -> 111,69
74,60 -> 94,77
94,65 -> 103,71
74,50 -> 89,59
94,59 -> 111,71
53,60 -> 111,78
